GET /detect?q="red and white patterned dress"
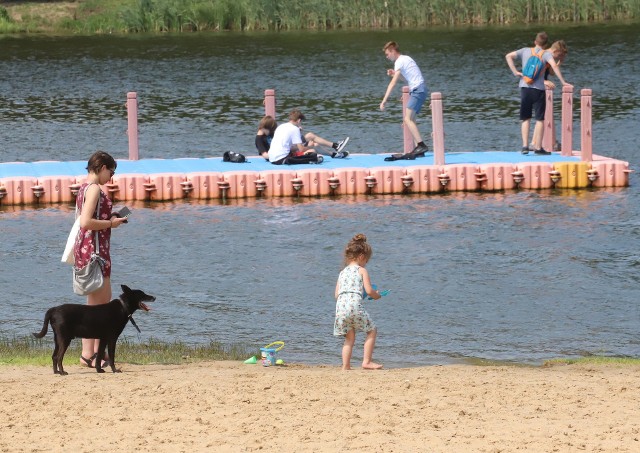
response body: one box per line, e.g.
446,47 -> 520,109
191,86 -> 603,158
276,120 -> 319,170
73,183 -> 112,277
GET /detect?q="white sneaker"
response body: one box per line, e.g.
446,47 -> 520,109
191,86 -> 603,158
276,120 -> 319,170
315,155 -> 324,164
333,151 -> 349,159
335,137 -> 350,153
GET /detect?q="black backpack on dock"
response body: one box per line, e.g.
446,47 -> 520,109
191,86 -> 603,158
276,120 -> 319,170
223,151 -> 247,163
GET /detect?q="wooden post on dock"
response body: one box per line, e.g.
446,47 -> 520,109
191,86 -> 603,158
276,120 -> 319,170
542,87 -> 554,152
126,92 -> 139,161
264,89 -> 276,118
431,92 -> 445,166
580,89 -> 593,161
401,86 -> 413,154
561,84 -> 574,156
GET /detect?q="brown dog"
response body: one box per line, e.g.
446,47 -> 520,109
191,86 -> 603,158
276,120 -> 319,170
32,285 -> 155,375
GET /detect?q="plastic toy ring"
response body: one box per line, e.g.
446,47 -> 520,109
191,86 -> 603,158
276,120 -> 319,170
263,341 -> 285,352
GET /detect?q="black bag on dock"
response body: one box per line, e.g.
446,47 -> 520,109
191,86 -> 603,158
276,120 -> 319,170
223,151 -> 247,163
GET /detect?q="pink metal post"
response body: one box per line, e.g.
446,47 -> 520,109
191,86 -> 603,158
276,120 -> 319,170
126,92 -> 139,161
580,88 -> 593,161
542,87 -> 554,152
401,86 -> 413,154
264,89 -> 276,118
431,92 -> 445,166
561,84 -> 574,156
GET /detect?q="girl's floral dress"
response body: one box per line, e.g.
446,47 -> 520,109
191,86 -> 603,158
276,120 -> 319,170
334,264 -> 376,336
73,183 -> 112,277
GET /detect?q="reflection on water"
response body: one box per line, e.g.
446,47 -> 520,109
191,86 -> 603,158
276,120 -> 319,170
1,189 -> 639,367
1,23 -> 639,366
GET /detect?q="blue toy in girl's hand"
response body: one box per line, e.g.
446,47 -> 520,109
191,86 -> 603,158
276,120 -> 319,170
362,283 -> 375,300
368,289 -> 390,299
366,284 -> 390,300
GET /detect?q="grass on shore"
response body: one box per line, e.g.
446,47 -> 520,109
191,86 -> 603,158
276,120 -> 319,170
2,336 -> 638,368
0,335 -> 258,367
1,0 -> 639,34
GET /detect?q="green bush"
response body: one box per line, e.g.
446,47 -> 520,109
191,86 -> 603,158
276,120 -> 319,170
0,6 -> 28,33
0,6 -> 11,22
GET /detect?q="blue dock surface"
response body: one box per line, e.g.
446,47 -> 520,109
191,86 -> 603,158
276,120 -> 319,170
0,152 -> 581,178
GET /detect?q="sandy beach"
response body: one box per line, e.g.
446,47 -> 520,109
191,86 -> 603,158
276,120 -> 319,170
1,361 -> 639,452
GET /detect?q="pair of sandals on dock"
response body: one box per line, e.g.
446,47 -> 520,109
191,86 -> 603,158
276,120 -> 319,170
384,144 -> 428,161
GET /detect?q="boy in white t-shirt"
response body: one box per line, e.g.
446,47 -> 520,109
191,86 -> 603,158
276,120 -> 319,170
380,41 -> 429,157
268,109 -> 349,165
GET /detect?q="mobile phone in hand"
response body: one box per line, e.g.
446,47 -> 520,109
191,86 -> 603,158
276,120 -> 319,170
117,206 -> 132,220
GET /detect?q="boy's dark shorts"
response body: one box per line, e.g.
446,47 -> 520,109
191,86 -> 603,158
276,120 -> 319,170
520,87 -> 546,121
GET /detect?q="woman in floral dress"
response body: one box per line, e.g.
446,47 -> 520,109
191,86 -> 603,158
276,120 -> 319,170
74,151 -> 128,368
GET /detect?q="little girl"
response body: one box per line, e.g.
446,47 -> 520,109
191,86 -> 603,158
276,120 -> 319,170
334,233 -> 382,370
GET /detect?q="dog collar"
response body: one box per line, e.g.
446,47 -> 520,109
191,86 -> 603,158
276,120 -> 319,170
118,297 -> 130,315
118,297 -> 141,333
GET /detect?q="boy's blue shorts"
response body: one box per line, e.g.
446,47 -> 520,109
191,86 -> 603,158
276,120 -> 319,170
407,85 -> 428,114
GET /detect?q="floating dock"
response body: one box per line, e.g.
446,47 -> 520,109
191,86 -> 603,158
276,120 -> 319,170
0,151 -> 631,206
0,87 -> 632,206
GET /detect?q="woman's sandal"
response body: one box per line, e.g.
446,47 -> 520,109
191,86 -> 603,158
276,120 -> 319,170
80,353 -> 98,367
80,353 -> 110,368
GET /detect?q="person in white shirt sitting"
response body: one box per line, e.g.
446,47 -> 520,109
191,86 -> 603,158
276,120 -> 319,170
268,109 -> 350,165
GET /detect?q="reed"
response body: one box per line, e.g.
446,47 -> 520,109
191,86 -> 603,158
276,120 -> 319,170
0,335 -> 256,367
117,0 -> 640,31
56,0 -> 640,33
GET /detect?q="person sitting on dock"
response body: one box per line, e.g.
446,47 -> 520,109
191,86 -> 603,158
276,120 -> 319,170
256,115 -> 277,160
505,32 -> 568,155
380,41 -> 429,157
268,109 -> 349,165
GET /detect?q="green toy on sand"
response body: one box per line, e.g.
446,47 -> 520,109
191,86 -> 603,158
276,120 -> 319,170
243,356 -> 285,365
243,341 -> 286,365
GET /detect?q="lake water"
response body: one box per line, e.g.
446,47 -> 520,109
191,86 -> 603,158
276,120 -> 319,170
0,23 -> 639,367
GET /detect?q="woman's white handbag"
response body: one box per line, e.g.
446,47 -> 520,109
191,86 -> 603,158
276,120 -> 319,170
61,183 -> 95,265
61,217 -> 80,264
